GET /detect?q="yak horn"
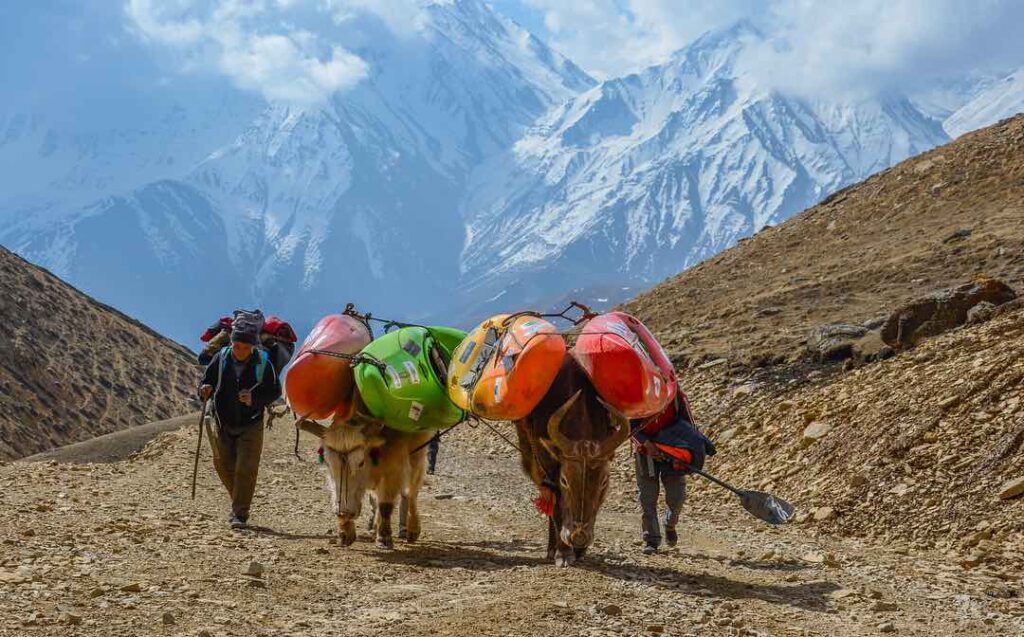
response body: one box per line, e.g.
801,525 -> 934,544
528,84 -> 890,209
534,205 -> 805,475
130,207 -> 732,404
597,398 -> 632,457
296,418 -> 327,440
547,390 -> 582,450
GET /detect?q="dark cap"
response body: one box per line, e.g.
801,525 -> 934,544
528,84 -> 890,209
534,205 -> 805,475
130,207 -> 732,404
230,327 -> 259,345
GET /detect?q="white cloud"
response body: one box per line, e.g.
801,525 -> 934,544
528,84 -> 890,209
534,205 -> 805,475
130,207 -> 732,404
124,0 -> 424,105
513,0 -> 1024,94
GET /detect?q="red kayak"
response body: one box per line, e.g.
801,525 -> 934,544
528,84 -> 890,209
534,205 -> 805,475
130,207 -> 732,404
285,314 -> 371,420
571,311 -> 676,419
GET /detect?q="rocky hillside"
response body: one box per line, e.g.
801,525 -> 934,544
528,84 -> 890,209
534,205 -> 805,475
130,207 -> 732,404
624,114 -> 1024,369
0,246 -> 197,459
621,115 -> 1024,574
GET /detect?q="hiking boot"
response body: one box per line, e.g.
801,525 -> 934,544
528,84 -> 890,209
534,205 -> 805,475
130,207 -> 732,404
642,542 -> 658,555
665,527 -> 678,547
229,515 -> 247,529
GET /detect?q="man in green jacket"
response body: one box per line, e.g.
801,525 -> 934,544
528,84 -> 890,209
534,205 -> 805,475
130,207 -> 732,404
198,318 -> 281,528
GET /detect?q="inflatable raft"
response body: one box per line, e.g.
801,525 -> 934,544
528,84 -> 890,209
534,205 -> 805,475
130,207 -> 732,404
448,313 -> 566,421
571,311 -> 676,419
285,314 -> 372,421
354,326 -> 467,433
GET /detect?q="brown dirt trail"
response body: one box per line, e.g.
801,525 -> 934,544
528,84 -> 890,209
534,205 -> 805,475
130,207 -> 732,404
0,418 -> 1019,636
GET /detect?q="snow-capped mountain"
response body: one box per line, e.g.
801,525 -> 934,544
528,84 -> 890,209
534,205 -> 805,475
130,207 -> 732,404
2,4 -> 1022,343
945,70 -> 1024,138
455,23 -> 951,318
1,0 -> 592,343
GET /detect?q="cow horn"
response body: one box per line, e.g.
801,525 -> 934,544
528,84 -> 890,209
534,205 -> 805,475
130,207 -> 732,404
546,390 -> 582,450
597,398 -> 632,457
296,418 -> 327,439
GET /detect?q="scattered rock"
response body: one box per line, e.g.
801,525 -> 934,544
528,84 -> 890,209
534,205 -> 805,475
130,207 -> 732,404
813,506 -> 836,522
880,277 -> 1017,349
942,228 -> 972,243
244,561 -> 264,578
870,601 -> 898,612
807,324 -> 868,362
598,604 -> 623,617
162,612 -> 176,625
997,477 -> 1024,500
967,301 -> 997,324
120,582 -> 143,593
878,621 -> 897,633
802,422 -> 833,447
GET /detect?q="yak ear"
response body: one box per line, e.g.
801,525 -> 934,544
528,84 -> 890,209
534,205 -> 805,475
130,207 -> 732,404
296,418 -> 327,440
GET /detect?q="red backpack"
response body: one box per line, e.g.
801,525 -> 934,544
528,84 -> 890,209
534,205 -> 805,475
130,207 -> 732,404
263,316 -> 297,343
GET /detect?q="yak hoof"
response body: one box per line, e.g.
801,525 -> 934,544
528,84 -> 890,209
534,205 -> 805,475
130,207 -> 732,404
376,535 -> 395,550
554,551 -> 575,568
574,547 -> 587,561
406,531 -> 420,543
397,528 -> 408,540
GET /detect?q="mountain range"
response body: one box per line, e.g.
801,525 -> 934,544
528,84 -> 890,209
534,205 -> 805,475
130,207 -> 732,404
1,1 -> 1021,343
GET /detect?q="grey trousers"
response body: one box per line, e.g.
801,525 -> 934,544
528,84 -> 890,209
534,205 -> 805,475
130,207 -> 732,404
635,454 -> 686,545
208,420 -> 264,521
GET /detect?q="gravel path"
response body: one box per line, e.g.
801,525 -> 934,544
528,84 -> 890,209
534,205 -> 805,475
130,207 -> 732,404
1,418 -> 1019,636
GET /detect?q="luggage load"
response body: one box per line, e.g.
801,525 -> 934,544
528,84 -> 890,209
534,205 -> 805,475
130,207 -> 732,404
354,326 -> 467,433
285,314 -> 372,421
571,311 -> 677,418
448,313 -> 566,421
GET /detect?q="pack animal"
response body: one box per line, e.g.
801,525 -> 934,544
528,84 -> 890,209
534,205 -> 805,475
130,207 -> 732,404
298,409 -> 430,548
515,356 -> 630,567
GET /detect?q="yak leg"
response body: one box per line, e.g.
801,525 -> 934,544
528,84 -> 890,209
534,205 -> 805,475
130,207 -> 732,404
404,440 -> 428,543
366,493 -> 377,533
552,495 -> 575,568
374,479 -> 401,549
547,516 -> 558,561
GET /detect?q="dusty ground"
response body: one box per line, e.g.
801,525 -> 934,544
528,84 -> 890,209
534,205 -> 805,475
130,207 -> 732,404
1,417 -> 1020,637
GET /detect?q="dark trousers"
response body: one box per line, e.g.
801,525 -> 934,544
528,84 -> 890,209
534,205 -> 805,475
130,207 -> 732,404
427,434 -> 440,473
208,420 -> 264,520
635,454 -> 686,546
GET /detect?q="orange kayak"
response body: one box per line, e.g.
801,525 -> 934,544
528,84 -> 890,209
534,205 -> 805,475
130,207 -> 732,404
285,314 -> 372,420
448,313 -> 566,421
571,311 -> 676,418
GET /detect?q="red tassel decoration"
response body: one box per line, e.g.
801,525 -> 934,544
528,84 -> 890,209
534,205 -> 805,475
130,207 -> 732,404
534,486 -> 556,517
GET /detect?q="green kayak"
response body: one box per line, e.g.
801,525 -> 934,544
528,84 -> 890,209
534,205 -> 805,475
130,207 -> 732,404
354,326 -> 467,432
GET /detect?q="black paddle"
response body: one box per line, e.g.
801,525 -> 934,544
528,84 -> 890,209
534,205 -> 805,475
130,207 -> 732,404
691,467 -> 795,525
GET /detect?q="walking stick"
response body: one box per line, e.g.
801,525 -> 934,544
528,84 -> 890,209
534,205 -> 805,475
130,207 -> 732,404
190,399 -> 211,500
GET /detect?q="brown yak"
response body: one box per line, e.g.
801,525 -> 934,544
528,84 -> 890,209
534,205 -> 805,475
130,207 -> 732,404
515,355 -> 631,567
297,406 -> 430,548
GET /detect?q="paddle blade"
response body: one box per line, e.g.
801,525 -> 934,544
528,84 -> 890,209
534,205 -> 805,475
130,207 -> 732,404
739,490 -> 795,525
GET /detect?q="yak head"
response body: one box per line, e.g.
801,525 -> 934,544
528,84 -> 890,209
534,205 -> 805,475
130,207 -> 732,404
540,390 -> 630,551
297,408 -> 386,545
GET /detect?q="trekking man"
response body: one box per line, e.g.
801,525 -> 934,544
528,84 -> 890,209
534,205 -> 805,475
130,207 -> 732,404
631,396 -> 714,555
198,313 -> 281,529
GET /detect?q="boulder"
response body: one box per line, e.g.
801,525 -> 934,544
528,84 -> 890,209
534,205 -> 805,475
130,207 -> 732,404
807,324 -> 868,362
967,301 -> 997,324
802,422 -> 833,446
880,277 -> 1017,349
998,477 -> 1024,500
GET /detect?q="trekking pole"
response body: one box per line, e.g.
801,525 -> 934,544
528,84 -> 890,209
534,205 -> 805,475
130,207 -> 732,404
190,399 -> 211,500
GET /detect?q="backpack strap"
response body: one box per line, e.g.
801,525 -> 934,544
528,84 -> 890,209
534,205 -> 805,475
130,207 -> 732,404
254,349 -> 269,385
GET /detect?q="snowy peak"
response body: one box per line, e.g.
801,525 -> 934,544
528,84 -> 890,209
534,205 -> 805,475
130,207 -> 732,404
457,23 -> 951,319
946,71 -> 1024,138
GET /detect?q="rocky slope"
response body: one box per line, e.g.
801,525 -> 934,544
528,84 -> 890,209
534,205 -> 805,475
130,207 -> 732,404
623,114 -> 1024,368
0,246 -> 197,460
619,115 -> 1024,574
